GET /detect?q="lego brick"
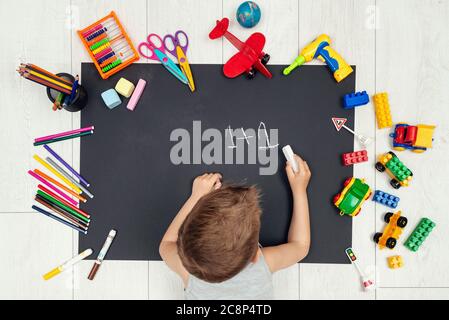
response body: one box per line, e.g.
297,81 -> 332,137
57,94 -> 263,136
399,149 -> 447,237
404,218 -> 436,252
385,156 -> 412,182
372,190 -> 400,209
387,256 -> 404,269
343,91 -> 370,109
342,150 -> 368,166
374,93 -> 393,129
101,89 -> 122,109
115,78 -> 135,98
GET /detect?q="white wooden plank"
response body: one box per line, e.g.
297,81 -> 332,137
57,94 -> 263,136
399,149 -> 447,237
74,261 -> 149,300
0,0 -> 72,212
377,288 -> 449,300
69,0 -> 149,300
298,0 -> 376,300
0,213 -> 73,299
273,265 -> 299,300
375,0 -> 449,288
223,0 -> 299,65
148,262 -> 185,300
147,0 -> 222,64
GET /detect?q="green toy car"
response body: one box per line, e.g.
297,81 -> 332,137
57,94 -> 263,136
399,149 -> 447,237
333,178 -> 372,217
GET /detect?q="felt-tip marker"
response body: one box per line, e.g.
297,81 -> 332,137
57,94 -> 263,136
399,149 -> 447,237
88,230 -> 117,281
43,249 -> 93,280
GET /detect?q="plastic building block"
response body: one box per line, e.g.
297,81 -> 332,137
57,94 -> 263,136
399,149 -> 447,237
387,256 -> 404,269
373,93 -> 393,129
342,150 -> 368,166
372,190 -> 400,209
115,78 -> 135,98
374,211 -> 408,250
343,91 -> 370,109
375,152 -> 413,189
404,218 -> 436,252
333,178 -> 372,217
101,89 -> 122,109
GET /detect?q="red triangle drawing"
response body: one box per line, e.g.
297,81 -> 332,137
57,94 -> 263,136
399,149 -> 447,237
332,118 -> 348,132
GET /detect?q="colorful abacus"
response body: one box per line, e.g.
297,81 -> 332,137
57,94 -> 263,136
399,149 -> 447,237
77,11 -> 139,80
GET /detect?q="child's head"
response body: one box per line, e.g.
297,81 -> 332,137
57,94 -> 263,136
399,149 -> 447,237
177,185 -> 261,283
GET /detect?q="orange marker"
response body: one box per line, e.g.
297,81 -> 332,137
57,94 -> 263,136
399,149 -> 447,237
34,169 -> 87,203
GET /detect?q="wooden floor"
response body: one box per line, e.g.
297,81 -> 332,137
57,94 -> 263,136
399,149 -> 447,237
1,0 -> 448,300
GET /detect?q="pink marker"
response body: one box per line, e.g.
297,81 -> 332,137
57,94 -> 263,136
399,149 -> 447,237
28,170 -> 78,207
35,126 -> 94,143
127,79 -> 147,111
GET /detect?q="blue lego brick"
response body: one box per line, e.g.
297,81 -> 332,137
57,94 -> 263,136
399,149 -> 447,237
343,91 -> 370,109
372,190 -> 400,209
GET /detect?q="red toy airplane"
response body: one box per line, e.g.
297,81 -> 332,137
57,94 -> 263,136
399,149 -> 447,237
209,18 -> 272,79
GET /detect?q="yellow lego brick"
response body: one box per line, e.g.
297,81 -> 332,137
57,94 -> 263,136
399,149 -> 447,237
387,256 -> 404,269
374,93 -> 393,129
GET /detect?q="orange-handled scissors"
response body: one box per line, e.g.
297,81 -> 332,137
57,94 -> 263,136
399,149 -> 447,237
163,31 -> 195,92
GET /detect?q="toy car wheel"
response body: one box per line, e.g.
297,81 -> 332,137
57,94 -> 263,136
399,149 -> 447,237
390,179 -> 401,189
375,162 -> 386,172
394,147 -> 406,152
397,217 -> 408,228
364,191 -> 372,200
386,237 -> 397,249
261,54 -> 270,65
247,69 -> 256,79
373,233 -> 382,244
343,178 -> 352,187
384,212 -> 394,223
413,149 -> 426,154
333,193 -> 341,204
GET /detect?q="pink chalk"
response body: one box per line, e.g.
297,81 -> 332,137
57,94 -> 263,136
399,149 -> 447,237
127,79 -> 147,111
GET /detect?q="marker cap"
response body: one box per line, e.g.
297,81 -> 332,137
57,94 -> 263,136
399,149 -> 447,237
43,267 -> 61,281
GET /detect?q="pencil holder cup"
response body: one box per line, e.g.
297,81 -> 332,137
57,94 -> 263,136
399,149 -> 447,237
46,73 -> 88,112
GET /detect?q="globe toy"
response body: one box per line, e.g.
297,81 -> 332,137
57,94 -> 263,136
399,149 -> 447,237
236,1 -> 261,28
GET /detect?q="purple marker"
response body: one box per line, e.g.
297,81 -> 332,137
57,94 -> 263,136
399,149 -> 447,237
43,145 -> 90,188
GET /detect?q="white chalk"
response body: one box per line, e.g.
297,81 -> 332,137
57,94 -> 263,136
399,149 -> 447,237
282,145 -> 299,173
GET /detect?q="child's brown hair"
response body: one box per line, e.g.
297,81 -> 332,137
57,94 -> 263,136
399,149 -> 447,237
177,185 -> 261,283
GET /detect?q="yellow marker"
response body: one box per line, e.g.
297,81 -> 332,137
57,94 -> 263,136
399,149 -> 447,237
33,155 -> 81,194
43,249 -> 93,280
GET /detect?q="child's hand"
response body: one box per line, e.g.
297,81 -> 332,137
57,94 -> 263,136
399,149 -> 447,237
286,155 -> 311,194
191,173 -> 223,200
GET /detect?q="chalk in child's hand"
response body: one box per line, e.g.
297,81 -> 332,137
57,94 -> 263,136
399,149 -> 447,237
282,145 -> 299,173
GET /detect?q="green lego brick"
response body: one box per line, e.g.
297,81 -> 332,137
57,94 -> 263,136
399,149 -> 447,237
386,157 -> 412,181
404,218 -> 436,252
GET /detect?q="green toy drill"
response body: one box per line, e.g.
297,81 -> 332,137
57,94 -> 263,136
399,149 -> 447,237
284,34 -> 353,83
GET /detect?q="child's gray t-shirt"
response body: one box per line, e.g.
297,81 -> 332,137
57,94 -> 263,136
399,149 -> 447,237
185,254 -> 274,300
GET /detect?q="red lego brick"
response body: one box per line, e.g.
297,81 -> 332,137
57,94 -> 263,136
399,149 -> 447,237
342,150 -> 368,166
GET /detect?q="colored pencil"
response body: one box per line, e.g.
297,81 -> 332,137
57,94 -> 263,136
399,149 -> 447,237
35,196 -> 88,230
22,64 -> 73,86
44,145 -> 90,187
28,170 -> 78,206
21,69 -> 72,91
32,205 -> 88,234
21,72 -> 72,95
34,131 -> 94,147
68,75 -> 79,104
34,169 -> 87,203
46,158 -> 94,199
37,185 -> 90,219
37,190 -> 90,223
33,155 -> 82,193
35,126 -> 95,143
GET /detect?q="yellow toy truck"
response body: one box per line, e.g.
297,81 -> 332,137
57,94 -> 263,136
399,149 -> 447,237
390,123 -> 436,153
374,211 -> 408,249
